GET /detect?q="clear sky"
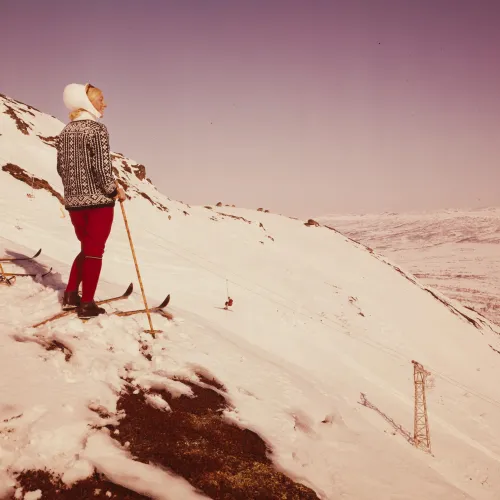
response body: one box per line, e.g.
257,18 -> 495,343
3,0 -> 500,218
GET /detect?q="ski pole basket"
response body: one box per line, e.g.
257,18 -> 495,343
0,263 -> 16,286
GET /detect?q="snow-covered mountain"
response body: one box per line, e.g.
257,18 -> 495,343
0,92 -> 170,214
318,210 -> 500,327
2,92 -> 500,500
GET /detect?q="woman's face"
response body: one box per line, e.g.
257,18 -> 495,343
88,90 -> 107,115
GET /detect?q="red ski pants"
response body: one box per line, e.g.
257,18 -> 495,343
66,206 -> 114,302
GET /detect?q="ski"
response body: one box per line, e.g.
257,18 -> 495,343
2,267 -> 53,278
0,275 -> 16,286
113,294 -> 171,318
0,248 -> 42,263
32,283 -> 134,328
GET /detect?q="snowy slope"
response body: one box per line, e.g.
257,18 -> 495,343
0,92 -> 170,213
2,92 -> 500,500
318,210 -> 500,327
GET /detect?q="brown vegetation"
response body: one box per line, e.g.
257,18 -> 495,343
133,164 -> 147,181
0,92 -> 41,114
1,163 -> 64,204
8,372 -> 319,498
3,105 -> 32,135
121,161 -> 133,174
103,378 -> 320,499
137,191 -> 169,212
489,345 -> 500,355
37,134 -> 58,148
12,469 -> 149,500
216,212 -> 252,224
304,219 -> 320,227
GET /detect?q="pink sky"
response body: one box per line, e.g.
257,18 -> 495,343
3,1 -> 500,218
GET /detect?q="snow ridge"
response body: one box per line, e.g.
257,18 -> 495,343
318,210 -> 500,326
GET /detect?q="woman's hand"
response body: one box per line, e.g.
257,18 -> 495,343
115,185 -> 127,202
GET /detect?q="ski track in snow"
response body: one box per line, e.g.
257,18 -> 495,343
2,92 -> 500,499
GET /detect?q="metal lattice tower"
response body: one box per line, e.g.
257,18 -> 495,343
412,360 -> 431,453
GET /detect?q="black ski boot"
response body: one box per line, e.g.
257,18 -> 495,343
77,301 -> 106,319
62,291 -> 81,310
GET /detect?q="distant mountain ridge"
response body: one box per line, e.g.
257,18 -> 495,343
319,208 -> 500,325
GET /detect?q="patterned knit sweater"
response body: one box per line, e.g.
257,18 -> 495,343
57,119 -> 118,211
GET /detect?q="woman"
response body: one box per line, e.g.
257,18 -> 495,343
57,82 -> 126,319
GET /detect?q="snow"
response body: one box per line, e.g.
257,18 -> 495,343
317,209 -> 500,326
2,92 -> 500,499
20,491 -> 41,500
82,433 -> 208,499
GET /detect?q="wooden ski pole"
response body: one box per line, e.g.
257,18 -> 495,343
119,200 -> 161,337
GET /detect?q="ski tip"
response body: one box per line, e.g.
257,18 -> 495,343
158,294 -> 171,309
124,282 -> 134,297
42,267 -> 53,277
33,248 -> 42,259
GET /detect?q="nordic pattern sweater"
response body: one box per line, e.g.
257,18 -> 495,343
57,120 -> 118,211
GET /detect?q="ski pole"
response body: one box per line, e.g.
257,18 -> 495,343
119,200 -> 161,337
